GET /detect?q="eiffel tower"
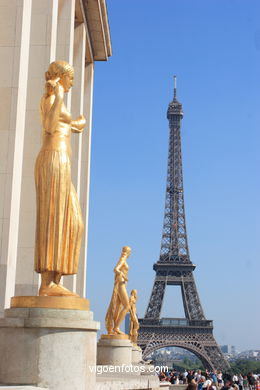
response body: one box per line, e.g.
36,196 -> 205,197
138,77 -> 230,372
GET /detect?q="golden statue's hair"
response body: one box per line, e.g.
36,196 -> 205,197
45,60 -> 74,81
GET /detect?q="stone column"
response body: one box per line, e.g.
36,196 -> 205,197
76,62 -> 94,297
0,0 -> 32,315
56,0 -> 75,64
71,22 -> 94,297
15,0 -> 59,298
70,22 -> 88,294
54,0 -> 77,292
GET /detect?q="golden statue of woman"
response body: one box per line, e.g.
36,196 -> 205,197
129,289 -> 139,346
105,246 -> 131,335
34,60 -> 85,297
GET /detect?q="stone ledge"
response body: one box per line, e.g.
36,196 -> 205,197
0,317 -> 99,330
5,307 -> 93,320
0,308 -> 100,330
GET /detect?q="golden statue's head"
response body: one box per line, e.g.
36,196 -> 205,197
122,246 -> 131,256
130,289 -> 137,298
45,60 -> 74,95
45,60 -> 74,81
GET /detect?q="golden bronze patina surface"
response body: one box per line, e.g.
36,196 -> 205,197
129,289 -> 139,346
105,246 -> 131,336
11,296 -> 89,310
34,61 -> 86,297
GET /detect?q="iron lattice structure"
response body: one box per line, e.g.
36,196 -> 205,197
138,78 -> 230,372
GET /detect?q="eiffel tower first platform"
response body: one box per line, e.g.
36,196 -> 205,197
138,77 -> 230,372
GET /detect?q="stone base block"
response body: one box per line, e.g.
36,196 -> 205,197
132,345 -> 142,364
0,307 -> 100,390
97,337 -> 133,365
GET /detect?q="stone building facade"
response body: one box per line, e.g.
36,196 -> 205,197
0,0 -> 112,315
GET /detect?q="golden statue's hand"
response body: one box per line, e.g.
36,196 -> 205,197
76,115 -> 86,128
78,114 -> 85,120
71,114 -> 86,133
46,78 -> 64,99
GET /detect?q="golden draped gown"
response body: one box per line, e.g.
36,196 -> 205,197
34,100 -> 84,275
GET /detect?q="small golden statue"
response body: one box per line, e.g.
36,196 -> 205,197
129,289 -> 139,346
34,61 -> 86,297
105,246 -> 131,335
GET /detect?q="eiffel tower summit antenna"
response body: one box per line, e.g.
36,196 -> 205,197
138,78 -> 230,372
174,75 -> 177,99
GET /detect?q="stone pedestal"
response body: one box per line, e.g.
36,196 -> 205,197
0,306 -> 99,390
97,336 -> 133,366
132,345 -> 142,364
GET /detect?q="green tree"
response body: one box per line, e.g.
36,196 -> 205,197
230,359 -> 260,374
172,358 -> 204,371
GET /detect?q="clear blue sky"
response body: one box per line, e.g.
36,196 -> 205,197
86,0 -> 260,352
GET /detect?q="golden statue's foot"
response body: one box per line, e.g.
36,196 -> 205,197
113,327 -> 125,335
56,284 -> 80,297
39,283 -> 62,296
39,283 -> 79,297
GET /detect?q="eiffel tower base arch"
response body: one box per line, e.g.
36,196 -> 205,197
138,322 -> 231,372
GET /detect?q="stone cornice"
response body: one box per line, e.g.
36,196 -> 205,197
76,0 -> 112,62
